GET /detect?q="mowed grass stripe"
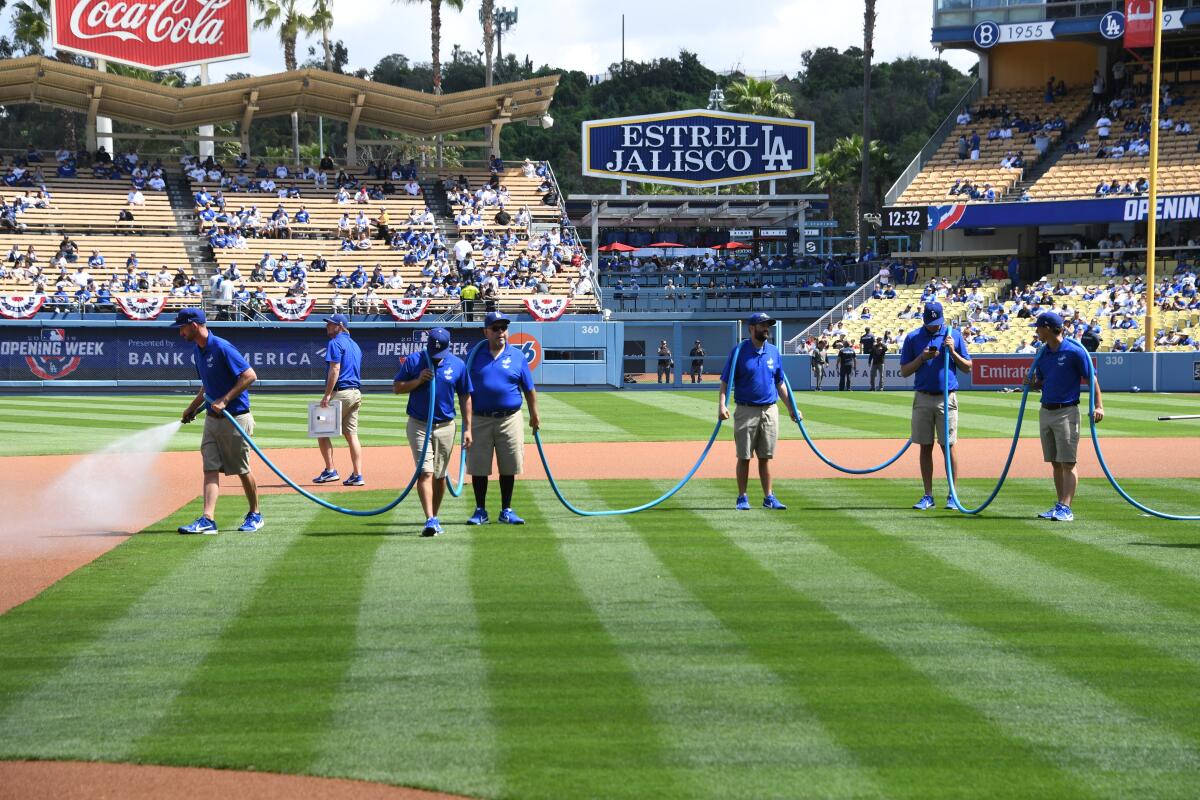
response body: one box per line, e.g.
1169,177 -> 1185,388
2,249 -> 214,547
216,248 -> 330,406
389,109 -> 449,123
681,479 -> 1200,795
0,506 -> 209,721
827,480 -> 1200,749
549,391 -> 703,441
311,516 -> 501,798
540,481 -> 879,799
470,483 -> 682,800
0,498 -> 314,762
527,392 -> 629,441
628,483 -> 1088,799
133,497 -> 385,773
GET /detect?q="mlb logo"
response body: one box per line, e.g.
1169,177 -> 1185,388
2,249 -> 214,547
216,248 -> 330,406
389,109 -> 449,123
45,328 -> 65,342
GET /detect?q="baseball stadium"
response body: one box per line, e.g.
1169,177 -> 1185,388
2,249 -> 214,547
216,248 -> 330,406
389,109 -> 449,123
2,1 -> 1200,798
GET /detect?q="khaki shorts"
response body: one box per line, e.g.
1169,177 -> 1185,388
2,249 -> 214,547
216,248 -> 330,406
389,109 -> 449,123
469,411 -> 524,476
733,403 -> 778,460
1040,405 -> 1080,463
407,416 -> 456,478
911,391 -> 958,446
332,387 -> 361,436
201,412 -> 254,475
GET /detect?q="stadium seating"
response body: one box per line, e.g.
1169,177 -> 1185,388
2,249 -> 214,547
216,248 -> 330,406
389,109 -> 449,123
895,85 -> 1091,205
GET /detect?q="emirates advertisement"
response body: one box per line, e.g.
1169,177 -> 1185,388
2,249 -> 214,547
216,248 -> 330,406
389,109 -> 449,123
50,0 -> 250,70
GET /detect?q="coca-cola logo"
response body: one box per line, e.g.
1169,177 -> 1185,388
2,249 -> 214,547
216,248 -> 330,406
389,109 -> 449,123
52,0 -> 250,69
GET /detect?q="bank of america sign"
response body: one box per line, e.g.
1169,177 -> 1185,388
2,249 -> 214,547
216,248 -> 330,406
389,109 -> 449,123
582,110 -> 814,188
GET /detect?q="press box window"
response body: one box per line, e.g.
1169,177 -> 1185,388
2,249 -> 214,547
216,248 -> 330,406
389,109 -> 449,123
542,349 -> 603,362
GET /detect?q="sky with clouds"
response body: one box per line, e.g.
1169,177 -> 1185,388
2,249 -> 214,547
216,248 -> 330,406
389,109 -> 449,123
203,0 -> 977,82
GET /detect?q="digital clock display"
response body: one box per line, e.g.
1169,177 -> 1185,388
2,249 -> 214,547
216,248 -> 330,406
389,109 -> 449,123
882,207 -> 929,230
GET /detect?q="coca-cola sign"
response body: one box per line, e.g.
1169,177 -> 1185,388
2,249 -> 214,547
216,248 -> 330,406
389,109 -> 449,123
51,0 -> 250,70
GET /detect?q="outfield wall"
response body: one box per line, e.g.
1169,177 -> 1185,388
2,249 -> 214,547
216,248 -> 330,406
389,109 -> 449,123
0,320 -> 625,390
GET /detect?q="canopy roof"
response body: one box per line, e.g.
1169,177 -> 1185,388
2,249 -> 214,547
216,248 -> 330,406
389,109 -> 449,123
0,57 -> 559,135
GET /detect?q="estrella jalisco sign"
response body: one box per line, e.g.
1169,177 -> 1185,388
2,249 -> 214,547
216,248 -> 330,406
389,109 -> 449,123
582,110 -> 814,188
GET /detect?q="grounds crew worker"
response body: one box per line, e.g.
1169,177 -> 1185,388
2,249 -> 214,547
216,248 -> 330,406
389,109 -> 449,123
1025,310 -> 1104,522
173,307 -> 264,535
394,327 -> 473,537
899,301 -> 972,511
466,311 -> 540,526
312,313 -> 365,486
718,312 -> 799,511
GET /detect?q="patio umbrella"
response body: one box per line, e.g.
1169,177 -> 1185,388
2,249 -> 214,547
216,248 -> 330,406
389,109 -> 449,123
598,242 -> 637,252
648,241 -> 683,248
711,241 -> 751,250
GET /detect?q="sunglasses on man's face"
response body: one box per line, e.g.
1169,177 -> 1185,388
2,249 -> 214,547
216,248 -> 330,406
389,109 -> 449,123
489,325 -> 508,333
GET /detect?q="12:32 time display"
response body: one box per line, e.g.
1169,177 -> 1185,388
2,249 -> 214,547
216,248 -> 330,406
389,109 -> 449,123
882,207 -> 929,230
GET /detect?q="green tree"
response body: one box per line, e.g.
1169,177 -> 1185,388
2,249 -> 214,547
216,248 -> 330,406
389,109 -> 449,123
858,0 -> 877,254
397,0 -> 465,94
253,0 -> 313,160
310,0 -> 334,71
722,76 -> 793,117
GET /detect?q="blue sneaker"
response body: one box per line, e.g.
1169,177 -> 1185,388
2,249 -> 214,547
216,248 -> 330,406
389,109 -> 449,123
238,512 -> 264,532
178,516 -> 218,535
1038,503 -> 1062,520
422,517 -> 440,537
735,494 -> 751,511
762,494 -> 787,510
499,508 -> 525,525
912,495 -> 935,510
945,496 -> 958,510
313,469 -> 339,484
1052,505 -> 1075,522
343,473 -> 365,487
467,508 -> 489,525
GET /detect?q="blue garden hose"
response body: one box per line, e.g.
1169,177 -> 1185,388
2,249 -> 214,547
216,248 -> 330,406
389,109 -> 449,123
943,346 -> 1042,514
534,342 -> 744,516
1071,337 -> 1200,521
443,340 -> 487,499
208,351 -> 437,517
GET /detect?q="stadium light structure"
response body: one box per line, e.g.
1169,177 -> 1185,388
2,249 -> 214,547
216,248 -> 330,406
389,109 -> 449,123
707,85 -> 725,111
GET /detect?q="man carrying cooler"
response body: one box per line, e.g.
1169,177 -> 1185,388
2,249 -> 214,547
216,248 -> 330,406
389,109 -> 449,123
466,311 -> 539,526
899,301 -> 972,510
1025,311 -> 1104,522
718,312 -> 800,511
173,307 -> 264,534
393,327 -> 472,537
313,313 -> 366,486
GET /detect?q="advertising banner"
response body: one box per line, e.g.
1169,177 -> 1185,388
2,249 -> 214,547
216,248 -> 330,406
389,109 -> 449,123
1125,1 -> 1155,48
582,110 -> 814,187
926,193 -> 1200,230
50,0 -> 251,70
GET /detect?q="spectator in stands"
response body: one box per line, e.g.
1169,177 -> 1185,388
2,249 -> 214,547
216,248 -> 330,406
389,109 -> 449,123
127,185 -> 145,206
1096,113 -> 1112,140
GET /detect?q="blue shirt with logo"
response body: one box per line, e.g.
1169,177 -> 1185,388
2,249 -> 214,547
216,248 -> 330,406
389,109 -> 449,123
720,340 -> 784,405
900,325 -> 970,392
1034,338 -> 1090,405
325,331 -> 362,389
394,351 -> 471,422
195,333 -> 252,415
468,344 -> 534,412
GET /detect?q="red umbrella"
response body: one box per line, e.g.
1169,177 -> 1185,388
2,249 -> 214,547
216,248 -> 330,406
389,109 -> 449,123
598,242 -> 637,252
648,241 -> 683,248
711,241 -> 751,250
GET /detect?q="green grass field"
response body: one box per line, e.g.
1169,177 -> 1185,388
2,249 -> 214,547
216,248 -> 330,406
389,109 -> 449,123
1,390 -> 1197,456
3,389 -> 1200,798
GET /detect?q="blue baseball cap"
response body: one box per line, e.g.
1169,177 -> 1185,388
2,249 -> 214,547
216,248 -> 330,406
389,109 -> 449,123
484,311 -> 510,328
426,327 -> 451,358
324,313 -> 350,328
746,312 -> 774,325
1030,311 -> 1064,330
170,307 -> 205,327
922,302 -> 944,326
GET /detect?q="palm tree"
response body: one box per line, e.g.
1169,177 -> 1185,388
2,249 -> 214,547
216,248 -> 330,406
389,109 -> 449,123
398,0 -> 466,95
723,76 -> 794,118
11,0 -> 54,56
859,0 -> 877,255
310,0 -> 334,71
253,0 -> 313,161
481,0 -> 495,87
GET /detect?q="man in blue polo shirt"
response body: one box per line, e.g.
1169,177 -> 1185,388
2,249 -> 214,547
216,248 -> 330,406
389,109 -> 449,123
718,312 -> 800,511
466,311 -> 539,526
1025,311 -> 1104,522
899,301 -> 972,511
313,313 -> 366,487
173,308 -> 263,534
394,327 -> 473,536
